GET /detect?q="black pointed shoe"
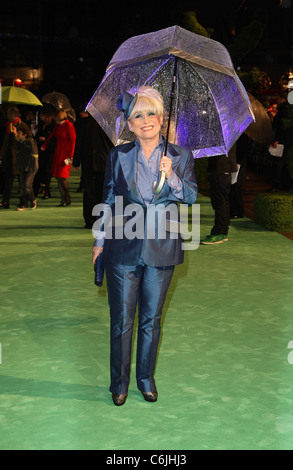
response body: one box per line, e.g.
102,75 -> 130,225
141,391 -> 158,402
112,393 -> 128,406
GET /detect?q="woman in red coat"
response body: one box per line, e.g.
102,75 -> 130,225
42,110 -> 76,206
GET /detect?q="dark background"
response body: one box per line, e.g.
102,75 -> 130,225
1,0 -> 293,108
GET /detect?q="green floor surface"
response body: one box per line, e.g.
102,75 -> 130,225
0,174 -> 293,450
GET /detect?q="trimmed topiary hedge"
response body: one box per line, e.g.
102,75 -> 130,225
253,193 -> 293,231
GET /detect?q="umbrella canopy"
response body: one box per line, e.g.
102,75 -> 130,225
86,25 -> 254,158
245,93 -> 273,144
42,92 -> 76,122
0,86 -> 43,106
42,92 -> 72,111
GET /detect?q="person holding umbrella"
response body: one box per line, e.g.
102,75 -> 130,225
41,109 -> 76,206
92,86 -> 198,406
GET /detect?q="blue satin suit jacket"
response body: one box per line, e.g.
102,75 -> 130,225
101,139 -> 198,267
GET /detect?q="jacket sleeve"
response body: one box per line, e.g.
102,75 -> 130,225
102,147 -> 117,207
175,150 -> 198,205
93,147 -> 117,246
67,122 -> 76,159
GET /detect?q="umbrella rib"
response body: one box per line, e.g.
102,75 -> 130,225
107,50 -> 172,72
169,47 -> 235,76
107,50 -> 235,77
144,57 -> 173,85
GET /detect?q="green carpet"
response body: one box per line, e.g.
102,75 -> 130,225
0,174 -> 293,450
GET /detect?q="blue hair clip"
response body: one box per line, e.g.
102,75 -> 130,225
116,91 -> 138,120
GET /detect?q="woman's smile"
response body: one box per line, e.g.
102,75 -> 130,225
141,124 -> 154,132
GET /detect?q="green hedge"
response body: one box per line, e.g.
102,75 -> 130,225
253,193 -> 293,231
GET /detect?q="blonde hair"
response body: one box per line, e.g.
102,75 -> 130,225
128,86 -> 164,120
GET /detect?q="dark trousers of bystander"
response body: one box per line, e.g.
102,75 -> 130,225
209,172 -> 231,236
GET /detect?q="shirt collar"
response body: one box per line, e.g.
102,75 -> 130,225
135,134 -> 164,151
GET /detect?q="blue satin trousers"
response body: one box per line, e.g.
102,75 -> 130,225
106,260 -> 174,394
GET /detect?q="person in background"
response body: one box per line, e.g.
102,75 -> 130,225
0,106 -> 5,146
73,107 -> 113,228
24,108 -> 38,137
41,109 -> 76,206
0,106 -> 21,209
270,90 -> 293,191
229,134 -> 250,219
201,145 -> 237,244
34,106 -> 56,199
15,122 -> 38,211
0,106 -> 6,194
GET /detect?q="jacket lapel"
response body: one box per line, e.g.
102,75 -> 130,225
167,143 -> 181,171
118,144 -> 144,204
117,140 -> 182,204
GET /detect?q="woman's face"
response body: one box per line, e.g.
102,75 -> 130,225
128,111 -> 163,142
57,113 -> 67,124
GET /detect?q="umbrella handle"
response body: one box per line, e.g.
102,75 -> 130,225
152,170 -> 166,194
152,133 -> 168,194
152,56 -> 178,195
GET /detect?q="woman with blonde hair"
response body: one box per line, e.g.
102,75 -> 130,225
92,86 -> 198,406
42,109 -> 76,206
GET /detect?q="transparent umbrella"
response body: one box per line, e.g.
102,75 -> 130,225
42,92 -> 76,122
86,25 -> 254,159
245,93 -> 273,144
42,92 -> 71,110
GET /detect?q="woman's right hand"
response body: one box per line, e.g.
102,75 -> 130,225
93,246 -> 103,264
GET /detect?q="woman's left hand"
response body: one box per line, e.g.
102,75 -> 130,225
159,155 -> 172,179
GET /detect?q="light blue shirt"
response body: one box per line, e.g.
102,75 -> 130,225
135,136 -> 183,204
94,136 -> 183,246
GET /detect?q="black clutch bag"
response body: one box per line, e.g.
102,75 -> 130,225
94,254 -> 104,287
